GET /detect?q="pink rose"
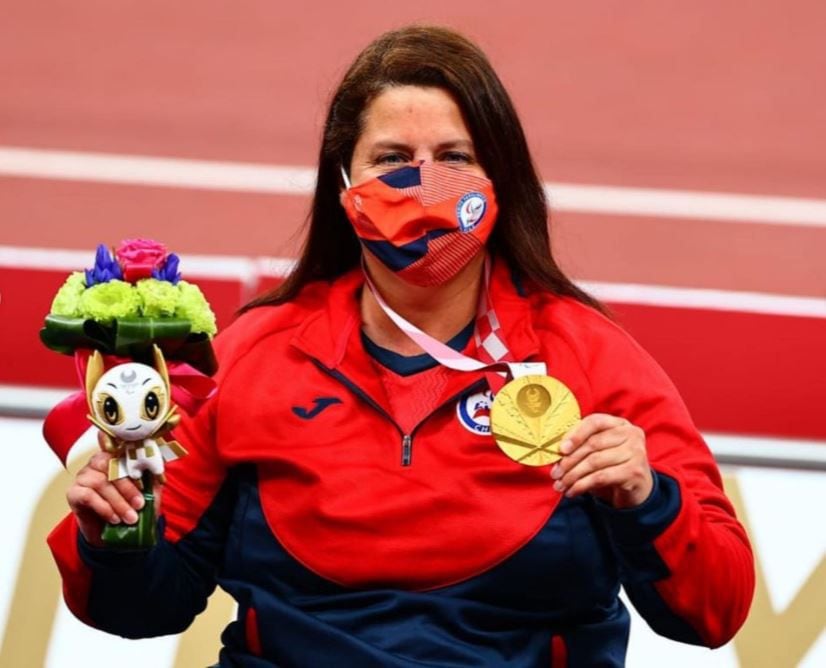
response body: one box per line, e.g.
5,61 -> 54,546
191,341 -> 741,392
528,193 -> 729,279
116,238 -> 168,282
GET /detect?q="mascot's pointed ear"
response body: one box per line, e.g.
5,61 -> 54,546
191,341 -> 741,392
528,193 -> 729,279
85,350 -> 105,410
153,344 -> 171,390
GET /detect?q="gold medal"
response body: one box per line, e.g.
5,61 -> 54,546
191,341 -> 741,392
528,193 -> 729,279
490,375 -> 580,466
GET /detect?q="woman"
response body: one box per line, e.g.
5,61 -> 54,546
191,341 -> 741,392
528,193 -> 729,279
50,25 -> 754,666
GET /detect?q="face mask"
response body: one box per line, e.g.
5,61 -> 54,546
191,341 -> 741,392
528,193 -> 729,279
341,161 -> 498,286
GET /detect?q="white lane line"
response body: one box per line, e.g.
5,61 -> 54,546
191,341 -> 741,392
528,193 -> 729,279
0,147 -> 316,195
2,146 -> 826,227
2,245 -> 824,318
544,184 -> 826,227
0,245 -> 258,277
0,246 -> 296,286
579,281 -> 826,319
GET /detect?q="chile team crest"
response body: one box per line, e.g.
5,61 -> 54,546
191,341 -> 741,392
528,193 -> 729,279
456,390 -> 494,435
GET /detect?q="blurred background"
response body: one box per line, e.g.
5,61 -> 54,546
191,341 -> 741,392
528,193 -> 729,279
1,1 -> 824,666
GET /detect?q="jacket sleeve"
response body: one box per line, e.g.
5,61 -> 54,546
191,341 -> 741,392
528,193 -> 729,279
582,317 -> 755,647
47,387 -> 233,638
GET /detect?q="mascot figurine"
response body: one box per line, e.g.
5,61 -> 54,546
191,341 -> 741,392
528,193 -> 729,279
85,345 -> 188,547
86,345 -> 187,485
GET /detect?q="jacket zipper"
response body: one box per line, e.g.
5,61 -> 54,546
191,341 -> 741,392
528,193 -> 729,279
404,379 -> 488,465
401,434 -> 413,466
310,359 -> 487,468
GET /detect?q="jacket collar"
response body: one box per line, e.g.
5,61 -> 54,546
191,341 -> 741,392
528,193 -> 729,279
290,257 -> 542,414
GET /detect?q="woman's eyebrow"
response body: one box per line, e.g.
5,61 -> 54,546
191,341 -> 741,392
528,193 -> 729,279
369,139 -> 475,153
435,140 -> 475,151
370,141 -> 413,151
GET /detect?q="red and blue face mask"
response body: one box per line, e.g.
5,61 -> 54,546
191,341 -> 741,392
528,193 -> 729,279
341,161 -> 499,286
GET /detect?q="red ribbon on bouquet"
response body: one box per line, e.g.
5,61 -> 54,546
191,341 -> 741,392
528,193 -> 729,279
42,348 -> 217,465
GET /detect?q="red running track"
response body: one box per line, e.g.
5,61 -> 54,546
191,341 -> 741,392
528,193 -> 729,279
0,1 -> 824,441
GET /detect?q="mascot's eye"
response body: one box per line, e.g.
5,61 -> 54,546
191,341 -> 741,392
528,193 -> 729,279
102,397 -> 120,425
144,391 -> 160,420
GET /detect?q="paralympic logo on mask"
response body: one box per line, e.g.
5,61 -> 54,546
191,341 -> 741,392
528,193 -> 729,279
456,192 -> 488,232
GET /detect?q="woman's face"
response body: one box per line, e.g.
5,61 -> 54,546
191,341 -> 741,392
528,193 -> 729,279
348,85 -> 487,186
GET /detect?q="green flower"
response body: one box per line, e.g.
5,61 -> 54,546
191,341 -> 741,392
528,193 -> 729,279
50,272 -> 87,317
78,280 -> 141,323
176,280 -> 217,336
136,278 -> 179,317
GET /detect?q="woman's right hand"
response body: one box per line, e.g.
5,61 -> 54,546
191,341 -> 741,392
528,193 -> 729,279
66,451 -> 146,547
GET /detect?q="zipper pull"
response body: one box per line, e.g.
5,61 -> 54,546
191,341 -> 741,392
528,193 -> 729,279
401,434 -> 413,467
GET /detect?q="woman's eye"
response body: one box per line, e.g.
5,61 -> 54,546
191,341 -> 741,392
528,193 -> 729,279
441,151 -> 472,164
375,153 -> 408,166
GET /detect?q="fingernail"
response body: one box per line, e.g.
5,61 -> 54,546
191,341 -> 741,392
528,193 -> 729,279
560,440 -> 572,454
124,510 -> 138,524
110,515 -> 121,524
553,480 -> 565,493
131,496 -> 145,510
551,464 -> 562,480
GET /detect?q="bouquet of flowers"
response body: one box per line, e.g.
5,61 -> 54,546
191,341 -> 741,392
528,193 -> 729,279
42,238 -> 217,372
41,239 -> 219,548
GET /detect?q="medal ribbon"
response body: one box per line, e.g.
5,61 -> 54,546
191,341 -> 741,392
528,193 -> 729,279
362,256 -> 545,392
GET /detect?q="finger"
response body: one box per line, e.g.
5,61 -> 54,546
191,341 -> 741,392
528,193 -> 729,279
554,446 -> 632,493
67,485 -> 120,525
560,414 -> 629,455
75,465 -> 110,492
76,468 -> 140,524
97,481 -> 140,524
553,429 -> 628,479
87,451 -> 145,511
561,462 -> 636,499
113,477 -> 145,510
88,450 -> 113,474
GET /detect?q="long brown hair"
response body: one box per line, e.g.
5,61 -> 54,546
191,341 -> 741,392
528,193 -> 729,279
242,25 -> 603,312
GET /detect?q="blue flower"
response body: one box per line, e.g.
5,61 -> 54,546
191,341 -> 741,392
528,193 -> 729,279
151,253 -> 182,284
84,244 -> 123,286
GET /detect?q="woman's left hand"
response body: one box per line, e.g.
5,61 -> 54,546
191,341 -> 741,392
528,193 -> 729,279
551,413 -> 653,509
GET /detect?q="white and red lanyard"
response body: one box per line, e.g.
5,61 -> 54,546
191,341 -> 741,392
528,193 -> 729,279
361,257 -> 545,393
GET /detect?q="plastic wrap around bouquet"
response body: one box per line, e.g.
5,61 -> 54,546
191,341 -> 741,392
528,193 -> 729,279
41,239 -> 219,548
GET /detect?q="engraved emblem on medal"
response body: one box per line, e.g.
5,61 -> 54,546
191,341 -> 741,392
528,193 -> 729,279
490,375 -> 581,466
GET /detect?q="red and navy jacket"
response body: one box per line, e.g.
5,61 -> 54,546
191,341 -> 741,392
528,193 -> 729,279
49,259 -> 754,667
